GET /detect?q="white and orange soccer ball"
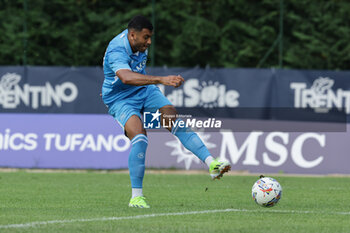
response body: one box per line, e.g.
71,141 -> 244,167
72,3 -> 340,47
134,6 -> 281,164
252,176 -> 282,207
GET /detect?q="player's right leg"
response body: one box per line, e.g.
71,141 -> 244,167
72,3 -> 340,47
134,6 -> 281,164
124,115 -> 150,208
106,98 -> 150,208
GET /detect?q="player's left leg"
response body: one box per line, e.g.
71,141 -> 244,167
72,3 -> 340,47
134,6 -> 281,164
159,105 -> 231,179
144,85 -> 231,179
159,105 -> 212,162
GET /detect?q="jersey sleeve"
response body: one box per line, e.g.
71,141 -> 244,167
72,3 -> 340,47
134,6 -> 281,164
107,48 -> 131,73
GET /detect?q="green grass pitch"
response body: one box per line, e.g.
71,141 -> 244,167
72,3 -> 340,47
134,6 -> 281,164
0,171 -> 349,233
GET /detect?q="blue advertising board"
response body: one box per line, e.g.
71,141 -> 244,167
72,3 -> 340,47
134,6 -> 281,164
0,66 -> 350,173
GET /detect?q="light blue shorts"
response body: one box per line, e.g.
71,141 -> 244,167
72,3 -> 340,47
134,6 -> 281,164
107,85 -> 172,128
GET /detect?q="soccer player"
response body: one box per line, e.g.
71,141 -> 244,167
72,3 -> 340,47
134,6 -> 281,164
102,15 -> 231,208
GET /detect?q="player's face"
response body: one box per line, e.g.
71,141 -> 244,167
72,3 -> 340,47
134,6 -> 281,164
130,28 -> 152,53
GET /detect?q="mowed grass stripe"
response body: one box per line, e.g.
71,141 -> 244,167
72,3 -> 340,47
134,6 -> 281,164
1,208 -> 350,229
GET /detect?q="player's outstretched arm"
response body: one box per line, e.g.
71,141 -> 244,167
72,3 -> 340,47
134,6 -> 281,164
116,69 -> 184,88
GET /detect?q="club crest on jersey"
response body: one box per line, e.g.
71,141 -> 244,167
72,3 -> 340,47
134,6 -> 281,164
133,59 -> 147,72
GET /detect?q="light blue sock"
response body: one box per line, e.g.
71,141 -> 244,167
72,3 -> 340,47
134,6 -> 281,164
128,134 -> 148,189
171,119 -> 211,162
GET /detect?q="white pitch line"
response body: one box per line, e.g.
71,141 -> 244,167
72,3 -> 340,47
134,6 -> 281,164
0,208 -> 349,229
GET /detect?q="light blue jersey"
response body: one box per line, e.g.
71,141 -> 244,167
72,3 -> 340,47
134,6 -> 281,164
101,29 -> 172,127
102,29 -> 148,105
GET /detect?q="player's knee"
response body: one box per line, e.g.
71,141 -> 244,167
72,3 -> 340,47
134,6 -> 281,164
160,105 -> 177,116
124,115 -> 146,139
160,105 -> 178,129
126,129 -> 147,140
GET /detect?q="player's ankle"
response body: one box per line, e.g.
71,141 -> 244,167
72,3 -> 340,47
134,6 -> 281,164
132,188 -> 143,198
205,156 -> 215,168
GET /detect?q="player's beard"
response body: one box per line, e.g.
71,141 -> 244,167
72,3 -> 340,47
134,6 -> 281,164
135,43 -> 148,53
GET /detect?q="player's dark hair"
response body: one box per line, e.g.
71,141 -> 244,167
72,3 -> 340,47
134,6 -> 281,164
128,15 -> 153,32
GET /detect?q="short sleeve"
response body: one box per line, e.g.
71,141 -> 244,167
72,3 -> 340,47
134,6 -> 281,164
107,48 -> 131,73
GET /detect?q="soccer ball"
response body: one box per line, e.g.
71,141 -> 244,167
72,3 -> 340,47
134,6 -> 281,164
252,176 -> 282,207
